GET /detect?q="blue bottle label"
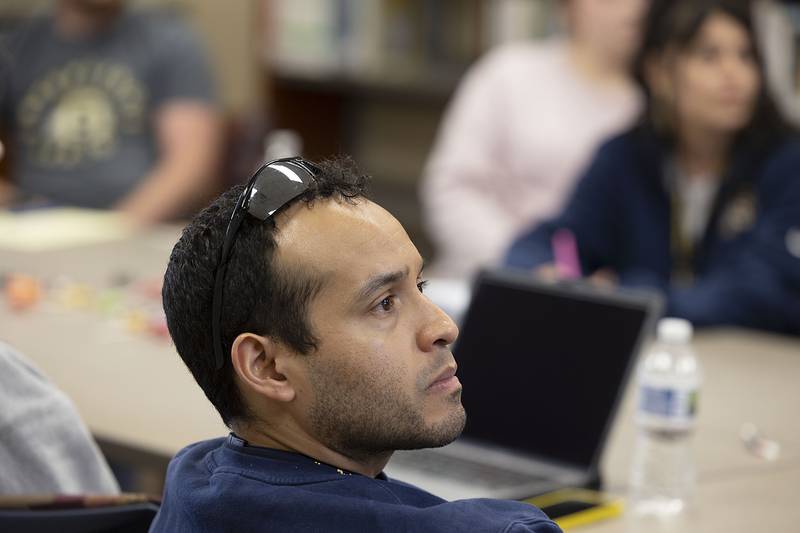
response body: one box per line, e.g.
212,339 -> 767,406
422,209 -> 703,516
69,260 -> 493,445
639,385 -> 698,428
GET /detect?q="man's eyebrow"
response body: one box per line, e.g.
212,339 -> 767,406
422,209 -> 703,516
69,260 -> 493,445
356,266 -> 410,302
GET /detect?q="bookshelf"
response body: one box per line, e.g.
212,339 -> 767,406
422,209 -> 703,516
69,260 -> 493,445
261,0 -> 555,257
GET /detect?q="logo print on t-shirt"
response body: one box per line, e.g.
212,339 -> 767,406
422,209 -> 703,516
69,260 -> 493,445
17,60 -> 146,168
718,191 -> 756,240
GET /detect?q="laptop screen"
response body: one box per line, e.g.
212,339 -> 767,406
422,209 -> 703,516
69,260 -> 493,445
454,269 -> 657,471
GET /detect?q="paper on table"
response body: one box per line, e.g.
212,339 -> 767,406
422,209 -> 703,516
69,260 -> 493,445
0,208 -> 134,251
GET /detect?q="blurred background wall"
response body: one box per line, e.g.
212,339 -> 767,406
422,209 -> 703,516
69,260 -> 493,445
3,0 -> 800,260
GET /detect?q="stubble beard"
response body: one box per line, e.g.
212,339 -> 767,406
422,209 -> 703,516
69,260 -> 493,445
306,354 -> 466,464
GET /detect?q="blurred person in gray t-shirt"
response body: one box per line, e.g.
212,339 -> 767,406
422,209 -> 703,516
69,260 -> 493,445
0,0 -> 221,223
0,340 -> 120,495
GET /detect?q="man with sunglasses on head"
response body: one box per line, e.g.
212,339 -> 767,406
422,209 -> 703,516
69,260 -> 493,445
152,157 -> 560,532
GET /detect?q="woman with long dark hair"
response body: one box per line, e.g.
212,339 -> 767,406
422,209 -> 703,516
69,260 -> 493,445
506,0 -> 800,334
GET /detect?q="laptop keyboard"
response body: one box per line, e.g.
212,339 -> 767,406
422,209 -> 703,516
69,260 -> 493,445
388,449 -> 544,489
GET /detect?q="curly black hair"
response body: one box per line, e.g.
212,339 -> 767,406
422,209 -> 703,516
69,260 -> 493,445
162,156 -> 370,426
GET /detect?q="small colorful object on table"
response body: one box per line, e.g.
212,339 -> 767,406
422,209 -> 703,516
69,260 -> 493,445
4,273 -> 43,311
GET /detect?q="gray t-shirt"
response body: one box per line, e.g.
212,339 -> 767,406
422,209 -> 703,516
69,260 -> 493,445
0,8 -> 216,207
0,341 -> 119,494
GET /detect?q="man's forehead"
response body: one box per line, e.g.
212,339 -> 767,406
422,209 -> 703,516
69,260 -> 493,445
274,198 -> 421,287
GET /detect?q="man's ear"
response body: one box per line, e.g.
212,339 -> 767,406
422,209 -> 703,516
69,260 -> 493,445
230,333 -> 296,403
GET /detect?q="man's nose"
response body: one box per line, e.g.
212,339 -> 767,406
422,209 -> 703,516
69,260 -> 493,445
418,296 -> 459,352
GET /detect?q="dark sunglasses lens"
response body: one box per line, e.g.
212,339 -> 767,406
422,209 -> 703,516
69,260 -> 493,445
247,161 -> 313,220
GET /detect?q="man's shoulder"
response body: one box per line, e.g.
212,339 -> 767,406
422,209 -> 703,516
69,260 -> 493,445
418,498 -> 561,532
162,437 -> 383,504
2,16 -> 53,57
162,437 -> 225,491
170,436 -> 224,463
155,439 -> 561,532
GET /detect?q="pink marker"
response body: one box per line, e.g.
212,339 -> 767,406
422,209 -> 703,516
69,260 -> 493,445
552,228 -> 582,280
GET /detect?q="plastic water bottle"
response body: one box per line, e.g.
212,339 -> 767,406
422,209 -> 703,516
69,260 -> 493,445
629,317 -> 702,517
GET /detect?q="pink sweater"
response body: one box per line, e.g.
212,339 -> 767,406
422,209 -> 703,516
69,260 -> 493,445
422,39 -> 641,278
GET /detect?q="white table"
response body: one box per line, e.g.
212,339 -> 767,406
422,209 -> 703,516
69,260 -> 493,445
584,329 -> 800,532
0,226 -> 227,458
2,231 -> 798,531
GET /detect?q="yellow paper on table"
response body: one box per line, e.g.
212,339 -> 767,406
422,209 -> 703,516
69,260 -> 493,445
0,208 -> 134,251
524,488 -> 624,530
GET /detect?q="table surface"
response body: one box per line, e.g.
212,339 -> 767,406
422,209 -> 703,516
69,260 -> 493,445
1,226 -> 228,457
1,228 -> 798,532
585,330 -> 800,533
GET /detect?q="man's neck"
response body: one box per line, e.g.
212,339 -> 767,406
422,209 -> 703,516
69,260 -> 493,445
233,420 -> 392,478
55,1 -> 122,39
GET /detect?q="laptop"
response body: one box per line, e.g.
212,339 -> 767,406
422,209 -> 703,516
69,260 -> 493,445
384,268 -> 662,501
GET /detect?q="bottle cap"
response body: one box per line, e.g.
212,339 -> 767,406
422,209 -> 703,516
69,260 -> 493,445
657,317 -> 693,344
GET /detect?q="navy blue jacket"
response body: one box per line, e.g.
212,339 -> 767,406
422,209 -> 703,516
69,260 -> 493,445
149,435 -> 562,532
505,129 -> 800,335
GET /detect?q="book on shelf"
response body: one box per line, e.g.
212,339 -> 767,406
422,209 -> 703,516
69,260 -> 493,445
263,0 -> 555,86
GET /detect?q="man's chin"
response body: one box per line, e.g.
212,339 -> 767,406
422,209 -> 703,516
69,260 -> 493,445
412,406 -> 467,449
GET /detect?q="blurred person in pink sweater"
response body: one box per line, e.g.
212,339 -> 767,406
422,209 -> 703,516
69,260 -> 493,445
422,0 -> 648,279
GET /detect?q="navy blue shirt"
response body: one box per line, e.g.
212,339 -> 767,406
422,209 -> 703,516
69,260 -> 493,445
150,435 -> 562,532
505,128 -> 800,335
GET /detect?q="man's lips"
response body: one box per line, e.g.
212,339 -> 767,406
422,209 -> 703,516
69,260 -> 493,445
428,365 -> 459,390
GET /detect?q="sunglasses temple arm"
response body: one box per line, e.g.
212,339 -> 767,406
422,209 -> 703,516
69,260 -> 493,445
211,210 -> 246,370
